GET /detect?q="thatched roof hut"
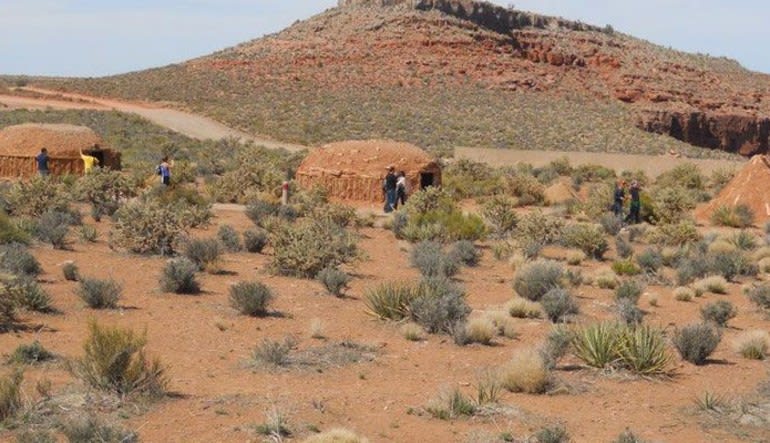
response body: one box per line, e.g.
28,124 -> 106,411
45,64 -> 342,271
0,123 -> 121,177
296,140 -> 441,202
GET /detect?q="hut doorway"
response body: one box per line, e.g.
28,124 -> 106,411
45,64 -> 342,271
86,147 -> 104,165
420,172 -> 435,189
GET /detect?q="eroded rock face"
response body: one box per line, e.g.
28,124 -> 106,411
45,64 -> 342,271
637,110 -> 770,156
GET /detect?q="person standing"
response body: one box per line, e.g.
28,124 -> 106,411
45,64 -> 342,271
612,180 -> 626,218
35,147 -> 49,176
159,156 -> 172,186
383,166 -> 397,213
79,148 -> 99,174
626,181 -> 642,224
395,171 -> 408,209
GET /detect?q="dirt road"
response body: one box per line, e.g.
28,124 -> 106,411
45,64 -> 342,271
0,88 -> 745,176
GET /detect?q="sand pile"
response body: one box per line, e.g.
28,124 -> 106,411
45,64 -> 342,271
545,178 -> 580,205
0,123 -> 103,157
695,155 -> 770,224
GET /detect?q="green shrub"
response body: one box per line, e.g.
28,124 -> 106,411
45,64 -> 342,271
364,282 -> 417,321
646,221 -> 701,246
409,278 -> 471,334
74,321 -> 167,396
651,186 -> 696,225
245,199 -> 283,227
183,237 -> 223,273
480,195 -> 518,238
514,210 -> 563,246
449,240 -> 480,267
442,159 -> 502,198
701,300 -> 737,327
540,326 -> 573,369
561,223 -> 608,260
12,277 -> 53,313
505,172 -> 546,206
252,336 -> 296,368
0,212 -> 28,245
673,323 -> 721,365
0,243 -> 40,276
616,298 -> 644,325
513,259 -> 564,301
316,266 -> 350,297
270,219 -> 357,278
159,257 -> 200,294
636,248 -> 662,272
6,176 -> 71,218
615,280 -> 644,304
540,288 -> 579,323
613,429 -> 646,443
533,424 -> 570,443
9,341 -> 55,365
711,204 -> 754,228
615,236 -> 633,259
676,255 -> 710,285
76,277 -> 122,309
405,186 -> 455,216
62,261 -> 79,281
243,229 -> 268,253
109,199 -> 188,255
747,284 -> 770,310
410,241 -> 459,278
216,224 -> 241,252
403,209 -> 486,243
656,163 -> 705,191
599,213 -> 623,236
425,388 -> 476,420
0,369 -> 23,422
14,430 -> 56,443
0,289 -> 18,332
60,415 -> 139,443
229,281 -> 273,316
78,225 -> 98,243
612,260 -> 642,276
708,250 -> 757,281
729,230 -> 757,251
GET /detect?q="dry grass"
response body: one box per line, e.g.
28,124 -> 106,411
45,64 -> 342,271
303,428 -> 370,443
400,323 -> 426,342
733,330 -> 770,360
506,297 -> 542,319
693,276 -> 728,295
674,287 -> 695,302
464,318 -> 497,345
498,349 -> 549,394
485,311 -> 517,339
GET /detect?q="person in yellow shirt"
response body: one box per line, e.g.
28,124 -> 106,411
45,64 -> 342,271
79,148 -> 99,174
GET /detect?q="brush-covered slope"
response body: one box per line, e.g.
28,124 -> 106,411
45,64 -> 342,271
38,0 -> 770,157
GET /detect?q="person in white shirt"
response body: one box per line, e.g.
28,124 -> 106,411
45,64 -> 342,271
395,171 -> 408,208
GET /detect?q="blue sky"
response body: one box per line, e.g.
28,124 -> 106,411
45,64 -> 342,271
1,0 -> 768,77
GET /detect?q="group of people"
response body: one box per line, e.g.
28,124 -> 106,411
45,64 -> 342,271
35,146 -> 172,186
613,179 -> 642,224
383,166 -> 408,213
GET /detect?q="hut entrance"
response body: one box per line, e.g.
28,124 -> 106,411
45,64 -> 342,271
86,148 -> 105,165
420,172 -> 435,189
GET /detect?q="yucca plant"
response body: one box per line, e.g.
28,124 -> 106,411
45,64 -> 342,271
572,322 -> 621,369
363,282 -> 417,321
617,325 -> 671,375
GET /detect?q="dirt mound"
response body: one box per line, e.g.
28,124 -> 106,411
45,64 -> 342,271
0,123 -> 103,157
545,178 -> 580,205
695,155 -> 770,224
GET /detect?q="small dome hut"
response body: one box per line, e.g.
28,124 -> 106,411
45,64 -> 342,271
0,123 -> 121,177
296,140 -> 441,202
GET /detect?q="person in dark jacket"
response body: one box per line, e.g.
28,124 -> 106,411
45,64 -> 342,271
626,180 -> 642,224
383,166 -> 397,213
35,147 -> 49,176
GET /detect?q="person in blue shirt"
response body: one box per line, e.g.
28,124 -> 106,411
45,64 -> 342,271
159,156 -> 171,185
35,148 -> 49,176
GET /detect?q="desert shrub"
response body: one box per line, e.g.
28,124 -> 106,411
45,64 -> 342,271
645,221 -> 701,246
729,230 -> 757,251
14,430 -> 56,443
443,159 -> 503,197
612,260 -> 641,276
6,176 -> 71,217
409,278 -> 470,334
499,349 -> 549,394
656,163 -> 705,191
425,387 -> 476,420
182,237 -> 223,273
561,223 -> 608,260
76,168 -> 137,220
747,284 -> 770,310
617,325 -> 670,375
673,287 -> 694,302
270,219 -> 357,278
159,257 -> 200,294
506,297 -> 542,319
12,277 -> 52,313
512,259 -> 564,301
9,341 -> 55,365
701,300 -> 737,327
404,186 -> 455,216
533,424 -> 570,443
410,241 -> 459,278
572,322 -> 621,369
636,248 -> 662,272
613,429 -> 646,443
216,225 -> 241,252
707,239 -> 737,255
540,326 -> 573,369
616,298 -> 644,325
400,323 -> 425,342
229,281 -> 273,316
252,336 -> 296,368
0,289 -> 18,332
0,369 -> 23,422
144,185 -> 212,227
449,240 -> 480,267
480,195 -> 518,238
303,428 -> 369,443
0,212 -> 28,246
650,186 -> 696,225
110,199 -> 188,255
505,172 -> 546,206
595,272 -> 620,289
74,321 -> 167,396
711,204 -> 754,228
0,243 -> 40,276
33,209 -> 80,249
708,250 -> 757,281
614,236 -> 633,259
464,318 -> 496,345
316,266 -> 350,297
514,210 -> 564,246
540,288 -> 579,323
566,250 -> 585,265
78,225 -> 98,243
364,282 -> 417,321
59,415 -> 139,443
599,213 -> 623,236
485,311 -> 517,339
673,323 -> 721,365
693,275 -> 728,294
245,199 -> 284,227
615,280 -> 644,304
676,255 -> 711,285
76,277 -> 122,309
733,330 -> 770,360
243,228 -> 268,253
62,261 -> 79,281
390,211 -> 408,239
402,209 -> 486,243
